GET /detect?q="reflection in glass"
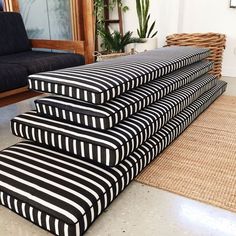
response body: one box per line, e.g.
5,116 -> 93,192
18,0 -> 72,40
0,0 -> 3,11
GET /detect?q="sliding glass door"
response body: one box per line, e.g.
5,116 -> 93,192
18,0 -> 73,40
0,0 -> 3,11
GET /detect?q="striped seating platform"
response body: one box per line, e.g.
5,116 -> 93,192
0,47 -> 227,236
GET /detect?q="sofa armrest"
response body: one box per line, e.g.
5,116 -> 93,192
29,39 -> 85,55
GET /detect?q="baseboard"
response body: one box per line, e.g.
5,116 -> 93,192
222,67 -> 236,77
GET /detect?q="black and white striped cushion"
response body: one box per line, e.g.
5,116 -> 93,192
12,75 -> 217,166
35,61 -> 213,130
28,47 -> 210,104
0,80 -> 227,236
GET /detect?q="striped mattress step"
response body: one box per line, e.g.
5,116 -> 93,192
12,75 -> 217,167
28,47 -> 210,104
0,80 -> 227,236
35,61 -> 213,130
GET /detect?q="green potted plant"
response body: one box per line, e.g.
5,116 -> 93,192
94,0 -> 129,51
96,29 -> 144,60
135,0 -> 158,52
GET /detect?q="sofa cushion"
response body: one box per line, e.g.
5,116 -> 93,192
12,75 -> 217,166
34,61 -> 213,130
28,47 -> 210,104
0,12 -> 30,55
0,64 -> 28,92
0,51 -> 85,75
0,81 -> 227,236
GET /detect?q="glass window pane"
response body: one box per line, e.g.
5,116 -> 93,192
18,0 -> 72,40
0,0 -> 4,11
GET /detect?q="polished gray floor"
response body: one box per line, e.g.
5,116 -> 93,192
0,77 -> 235,236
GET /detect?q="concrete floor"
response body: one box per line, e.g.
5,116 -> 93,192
0,76 -> 235,236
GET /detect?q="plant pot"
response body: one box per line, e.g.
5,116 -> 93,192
134,37 -> 158,52
94,52 -> 133,62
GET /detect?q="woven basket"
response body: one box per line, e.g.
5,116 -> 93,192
94,51 -> 134,62
166,33 -> 226,78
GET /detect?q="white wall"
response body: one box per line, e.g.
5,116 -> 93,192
122,0 -> 236,77
123,0 -> 180,47
179,0 -> 236,77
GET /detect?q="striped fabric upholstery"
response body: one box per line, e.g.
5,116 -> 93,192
0,80 -> 227,236
12,75 -> 217,166
35,61 -> 213,130
28,47 -> 210,104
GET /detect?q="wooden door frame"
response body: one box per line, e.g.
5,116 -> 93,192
3,0 -> 19,12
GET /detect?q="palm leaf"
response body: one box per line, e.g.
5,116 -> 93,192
151,31 -> 158,38
147,21 -> 156,38
136,0 -> 143,36
143,14 -> 150,38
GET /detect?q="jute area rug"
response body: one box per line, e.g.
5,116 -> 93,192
136,95 -> 236,212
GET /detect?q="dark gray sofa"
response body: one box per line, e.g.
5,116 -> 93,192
0,12 -> 85,93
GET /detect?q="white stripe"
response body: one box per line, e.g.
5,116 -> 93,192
65,137 -> 70,152
55,84 -> 58,94
7,195 -> 11,209
81,141 -> 85,157
89,143 -> 93,160
46,215 -> 50,231
38,129 -> 42,143
14,199 -> 19,213
28,79 -> 32,89
58,135 -> 62,149
69,111 -> 74,122
29,207 -> 34,222
45,131 -> 48,145
38,211 -> 42,226
55,107 -> 59,117
55,219 -> 59,235
51,133 -> 55,147
105,149 -> 110,166
84,115 -> 88,126
64,223 -> 69,236
75,222 -> 80,236
22,203 -> 26,218
92,117 -> 96,128
48,83 -> 51,92
62,109 -> 66,120
73,140 -> 77,155
97,146 -> 101,163
0,192 -> 4,205
69,87 -> 72,97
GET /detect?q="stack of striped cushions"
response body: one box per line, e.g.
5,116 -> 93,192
0,47 -> 227,236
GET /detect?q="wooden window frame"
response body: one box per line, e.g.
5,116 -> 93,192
0,0 -> 95,99
3,0 -> 95,64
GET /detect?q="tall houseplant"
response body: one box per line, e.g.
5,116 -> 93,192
135,0 -> 158,52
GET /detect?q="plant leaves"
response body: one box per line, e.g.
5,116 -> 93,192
143,14 -> 150,38
99,29 -> 144,52
151,31 -> 158,38
137,29 -> 141,38
147,20 -> 156,38
136,0 -> 157,38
